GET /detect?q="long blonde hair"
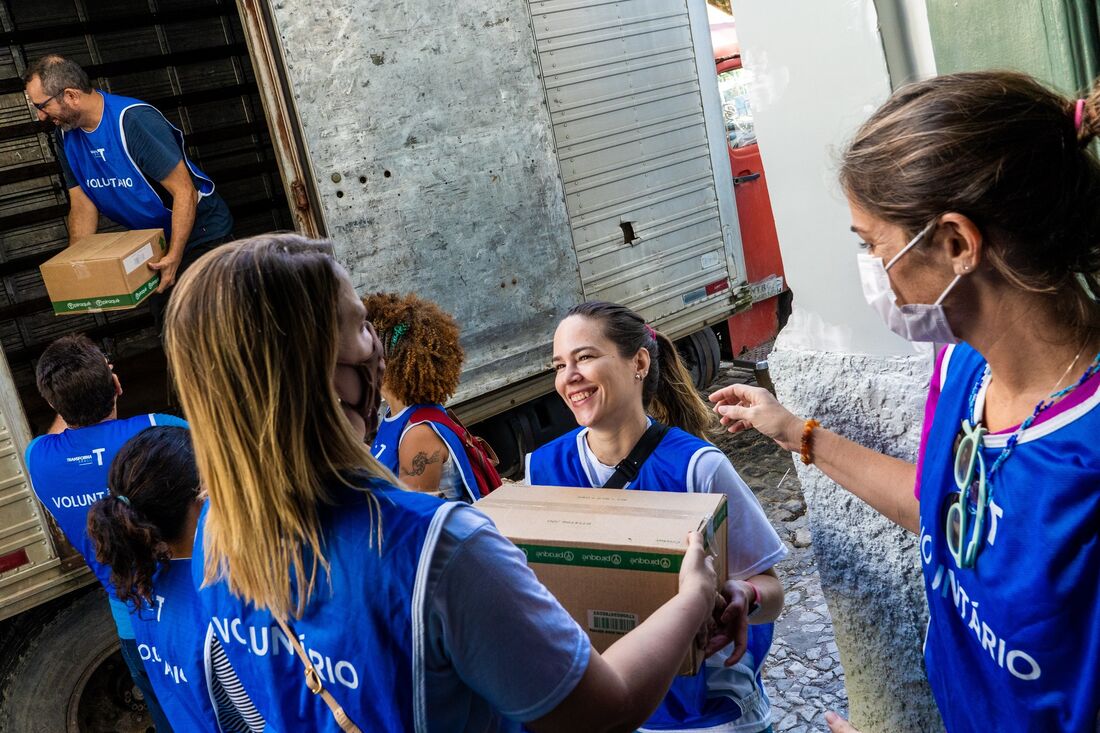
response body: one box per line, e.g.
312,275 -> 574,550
164,234 -> 391,619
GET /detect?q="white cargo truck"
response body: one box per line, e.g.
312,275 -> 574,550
0,0 -> 748,728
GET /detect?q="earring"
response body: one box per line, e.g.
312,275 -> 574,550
635,372 -> 643,380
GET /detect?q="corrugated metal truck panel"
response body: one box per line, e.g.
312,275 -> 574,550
0,377 -> 89,622
267,0 -> 742,409
530,0 -> 741,324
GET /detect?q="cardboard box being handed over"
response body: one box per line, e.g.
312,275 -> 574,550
476,484 -> 728,675
40,229 -> 166,315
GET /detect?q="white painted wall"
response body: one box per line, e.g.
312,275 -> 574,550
728,1 -> 916,357
727,6 -> 947,729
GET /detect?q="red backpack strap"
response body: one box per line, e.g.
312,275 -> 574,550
409,406 -> 478,445
407,407 -> 502,496
408,406 -> 450,430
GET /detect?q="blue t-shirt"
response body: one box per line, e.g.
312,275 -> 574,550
57,104 -> 233,249
195,484 -> 590,731
24,413 -> 189,638
422,504 -> 591,729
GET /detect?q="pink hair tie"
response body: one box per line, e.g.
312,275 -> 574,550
1075,99 -> 1086,132
644,324 -> 658,340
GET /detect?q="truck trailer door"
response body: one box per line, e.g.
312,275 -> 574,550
530,0 -> 747,334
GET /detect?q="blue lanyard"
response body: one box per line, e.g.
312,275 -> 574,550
966,349 -> 1100,479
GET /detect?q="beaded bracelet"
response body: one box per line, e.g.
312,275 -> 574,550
800,418 -> 820,465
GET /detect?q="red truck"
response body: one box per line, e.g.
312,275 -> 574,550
709,5 -> 792,358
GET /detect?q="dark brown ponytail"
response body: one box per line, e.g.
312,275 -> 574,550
87,426 -> 198,606
566,302 -> 714,439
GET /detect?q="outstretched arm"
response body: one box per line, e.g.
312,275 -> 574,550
433,514 -> 718,733
709,384 -> 919,534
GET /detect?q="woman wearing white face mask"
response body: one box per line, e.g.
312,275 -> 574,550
856,218 -> 961,344
709,71 -> 1100,733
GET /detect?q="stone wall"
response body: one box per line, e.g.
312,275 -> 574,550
768,347 -> 944,733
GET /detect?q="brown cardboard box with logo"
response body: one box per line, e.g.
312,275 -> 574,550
476,484 -> 728,675
39,229 -> 166,315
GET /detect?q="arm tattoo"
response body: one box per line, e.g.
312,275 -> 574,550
403,450 -> 442,477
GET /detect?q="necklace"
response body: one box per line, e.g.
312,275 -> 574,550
966,347 -> 1100,480
1047,343 -> 1086,395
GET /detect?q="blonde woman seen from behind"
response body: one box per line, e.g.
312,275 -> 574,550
164,234 -> 719,733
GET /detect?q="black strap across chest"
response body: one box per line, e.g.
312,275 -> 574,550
602,422 -> 670,489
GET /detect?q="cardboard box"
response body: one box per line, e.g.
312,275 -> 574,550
40,230 -> 166,315
476,484 -> 727,675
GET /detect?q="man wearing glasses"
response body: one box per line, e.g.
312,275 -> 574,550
23,55 -> 233,326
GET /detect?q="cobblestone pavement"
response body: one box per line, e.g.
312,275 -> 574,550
709,363 -> 848,733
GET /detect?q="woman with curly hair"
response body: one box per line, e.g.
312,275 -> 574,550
366,292 -> 485,501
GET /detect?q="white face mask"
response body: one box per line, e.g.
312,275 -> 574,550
857,219 -> 962,344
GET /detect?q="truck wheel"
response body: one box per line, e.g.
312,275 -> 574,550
676,327 -> 722,390
473,393 -> 577,479
0,588 -> 153,733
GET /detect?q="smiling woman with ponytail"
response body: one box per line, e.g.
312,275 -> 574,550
88,426 -> 263,732
526,300 -> 788,733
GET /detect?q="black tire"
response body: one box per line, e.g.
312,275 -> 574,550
0,588 -> 153,733
676,327 -> 722,390
473,393 -> 577,479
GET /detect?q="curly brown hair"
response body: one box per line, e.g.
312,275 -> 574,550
364,292 -> 465,405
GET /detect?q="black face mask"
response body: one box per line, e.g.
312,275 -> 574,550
334,322 -> 384,441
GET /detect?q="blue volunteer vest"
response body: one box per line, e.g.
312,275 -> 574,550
24,414 -> 187,606
919,343 -> 1100,733
61,91 -> 215,239
528,425 -> 775,731
193,478 -> 455,732
131,558 -> 221,731
372,404 -> 481,502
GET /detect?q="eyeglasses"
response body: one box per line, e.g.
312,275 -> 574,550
29,91 -> 60,112
945,419 -> 988,568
